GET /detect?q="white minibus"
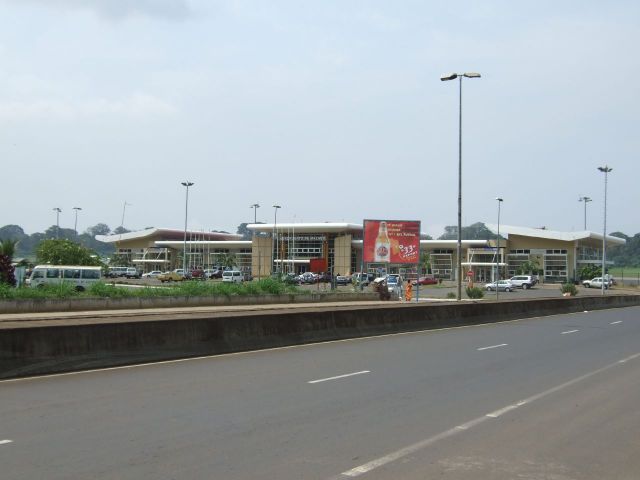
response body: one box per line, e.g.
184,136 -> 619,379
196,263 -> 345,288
28,265 -> 103,292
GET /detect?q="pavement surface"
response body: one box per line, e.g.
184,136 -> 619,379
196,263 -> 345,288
1,305 -> 638,479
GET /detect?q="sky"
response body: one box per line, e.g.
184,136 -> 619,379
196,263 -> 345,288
1,0 -> 639,238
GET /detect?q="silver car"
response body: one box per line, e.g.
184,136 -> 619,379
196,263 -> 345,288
485,280 -> 516,292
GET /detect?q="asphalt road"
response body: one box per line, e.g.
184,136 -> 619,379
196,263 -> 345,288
1,306 -> 639,479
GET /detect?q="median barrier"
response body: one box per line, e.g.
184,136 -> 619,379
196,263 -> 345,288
1,295 -> 639,380
0,292 -> 379,314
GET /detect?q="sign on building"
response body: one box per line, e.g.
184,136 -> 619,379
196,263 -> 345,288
363,220 -> 421,264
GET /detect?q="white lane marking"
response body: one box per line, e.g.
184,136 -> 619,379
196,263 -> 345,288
0,440 -> 13,445
561,329 -> 579,335
308,371 -> 370,384
486,404 -> 518,418
334,351 -> 640,478
610,321 -> 622,325
477,343 -> 508,351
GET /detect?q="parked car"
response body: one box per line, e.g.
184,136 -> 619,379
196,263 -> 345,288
300,272 -> 318,284
222,270 -> 244,283
351,272 -> 372,286
189,268 -> 206,280
141,270 -> 162,278
204,268 -> 223,279
157,271 -> 185,283
386,275 -> 402,294
485,280 -> 516,292
335,275 -> 351,286
413,275 -> 438,286
508,275 -> 537,289
582,277 -> 611,289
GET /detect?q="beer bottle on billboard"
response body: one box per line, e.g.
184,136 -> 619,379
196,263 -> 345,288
374,221 -> 391,262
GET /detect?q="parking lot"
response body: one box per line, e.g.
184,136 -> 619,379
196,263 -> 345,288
108,277 -> 636,300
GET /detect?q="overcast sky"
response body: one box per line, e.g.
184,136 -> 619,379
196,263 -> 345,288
1,0 -> 638,238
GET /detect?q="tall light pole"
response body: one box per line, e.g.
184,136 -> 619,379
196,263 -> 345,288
578,196 -> 592,230
250,203 -> 260,224
120,201 -> 132,230
441,72 -> 481,300
53,207 -> 62,239
181,181 -> 194,273
495,197 -> 503,301
598,166 -> 612,296
272,204 -> 281,274
73,207 -> 82,235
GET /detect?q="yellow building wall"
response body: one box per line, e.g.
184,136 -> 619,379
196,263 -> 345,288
506,235 -> 577,278
333,235 -> 352,276
251,235 -> 273,279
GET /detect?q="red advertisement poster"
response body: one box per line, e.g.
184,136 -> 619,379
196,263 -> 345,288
363,220 -> 421,264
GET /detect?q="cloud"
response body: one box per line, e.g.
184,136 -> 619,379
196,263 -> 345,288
4,0 -> 193,21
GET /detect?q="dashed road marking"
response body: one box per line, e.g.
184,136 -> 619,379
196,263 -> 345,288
477,343 -> 508,351
308,370 -> 370,384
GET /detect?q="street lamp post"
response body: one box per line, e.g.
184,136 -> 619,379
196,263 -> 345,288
250,203 -> 260,224
181,181 -> 194,274
73,207 -> 82,236
120,201 -> 131,230
578,196 -> 592,230
598,166 -> 612,296
272,205 -> 281,274
53,208 -> 62,239
495,197 -> 503,301
441,72 -> 481,300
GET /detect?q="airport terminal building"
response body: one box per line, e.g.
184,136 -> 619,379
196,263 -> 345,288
97,223 -> 625,284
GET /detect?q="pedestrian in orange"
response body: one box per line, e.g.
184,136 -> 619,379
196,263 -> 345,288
405,279 -> 413,302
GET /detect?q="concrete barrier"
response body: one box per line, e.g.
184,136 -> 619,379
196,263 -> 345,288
1,295 -> 639,380
0,292 -> 379,314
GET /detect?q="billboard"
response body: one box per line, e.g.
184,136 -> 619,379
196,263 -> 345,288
363,220 -> 421,264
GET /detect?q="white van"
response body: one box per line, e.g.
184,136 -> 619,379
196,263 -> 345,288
28,265 -> 102,291
222,270 -> 244,283
108,266 -> 139,278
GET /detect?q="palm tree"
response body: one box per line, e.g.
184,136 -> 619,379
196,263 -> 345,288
0,238 -> 18,286
0,238 -> 18,260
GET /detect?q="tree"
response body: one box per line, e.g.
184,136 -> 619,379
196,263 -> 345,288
236,222 -> 259,240
216,253 -> 237,269
438,222 -> 499,240
36,239 -> 103,266
112,226 -> 131,235
420,252 -> 431,274
0,238 -> 18,286
85,223 -> 111,237
516,259 -> 541,275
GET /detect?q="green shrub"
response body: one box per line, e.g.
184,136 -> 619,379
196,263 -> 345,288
465,286 -> 484,299
446,292 -> 456,299
560,283 -> 578,296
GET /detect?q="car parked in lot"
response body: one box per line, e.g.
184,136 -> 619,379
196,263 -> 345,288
351,272 -> 373,286
187,268 -> 205,280
141,270 -> 162,278
485,280 -> 516,292
582,277 -> 611,289
300,272 -> 318,284
386,275 -> 402,294
222,270 -> 244,283
413,275 -> 438,286
335,275 -> 351,286
157,270 -> 185,283
203,268 -> 223,279
508,275 -> 537,289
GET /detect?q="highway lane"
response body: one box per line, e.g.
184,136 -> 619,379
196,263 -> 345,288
1,306 -> 638,479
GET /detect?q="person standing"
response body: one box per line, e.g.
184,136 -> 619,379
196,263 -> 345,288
405,279 -> 413,302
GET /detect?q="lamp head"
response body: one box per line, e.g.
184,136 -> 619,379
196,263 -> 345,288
440,73 -> 458,81
463,72 -> 481,78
